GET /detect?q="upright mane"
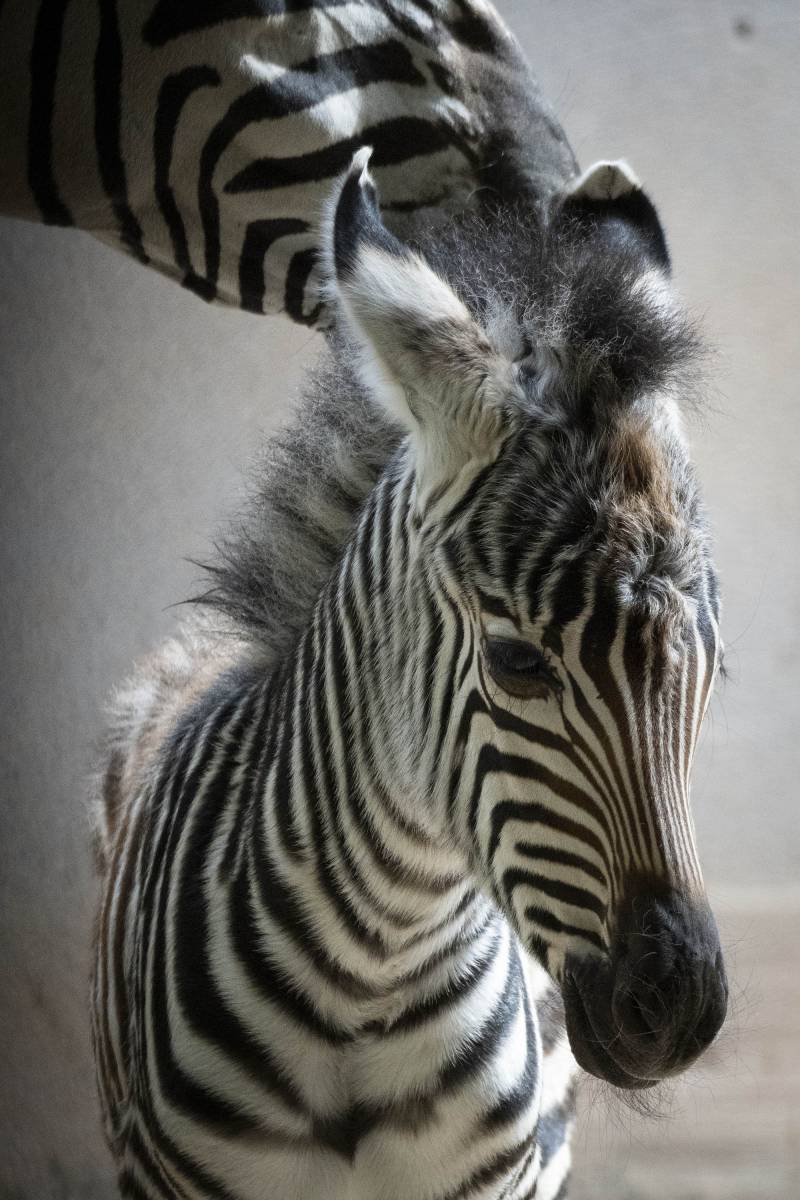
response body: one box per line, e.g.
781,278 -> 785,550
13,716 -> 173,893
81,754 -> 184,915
198,199 -> 703,667
197,347 -> 401,665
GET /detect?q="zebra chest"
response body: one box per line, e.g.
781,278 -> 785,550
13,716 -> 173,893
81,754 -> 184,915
277,977 -> 541,1198
127,870 -> 545,1198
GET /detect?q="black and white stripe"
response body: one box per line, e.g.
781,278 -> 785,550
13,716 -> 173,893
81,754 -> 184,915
75,10 -> 730,1193
2,0 -> 575,323
90,152 -> 725,1199
92,463 -> 582,1200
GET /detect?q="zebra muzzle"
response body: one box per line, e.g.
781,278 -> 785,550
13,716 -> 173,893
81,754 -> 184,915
562,888 -> 728,1088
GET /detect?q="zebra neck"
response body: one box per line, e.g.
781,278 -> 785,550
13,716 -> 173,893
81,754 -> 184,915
245,502 -> 494,1005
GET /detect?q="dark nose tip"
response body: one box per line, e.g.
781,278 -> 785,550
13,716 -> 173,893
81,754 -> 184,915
611,889 -> 728,1076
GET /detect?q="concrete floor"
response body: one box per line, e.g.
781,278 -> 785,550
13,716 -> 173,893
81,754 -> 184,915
1,1 -> 799,1196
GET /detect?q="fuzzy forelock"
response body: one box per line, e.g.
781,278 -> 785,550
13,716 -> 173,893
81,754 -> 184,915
418,202 -> 706,415
198,203 -> 708,663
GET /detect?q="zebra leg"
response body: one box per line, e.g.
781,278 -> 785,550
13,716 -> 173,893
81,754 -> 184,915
535,985 -> 579,1200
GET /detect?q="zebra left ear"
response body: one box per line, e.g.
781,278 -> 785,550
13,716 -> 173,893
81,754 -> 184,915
325,148 -> 517,471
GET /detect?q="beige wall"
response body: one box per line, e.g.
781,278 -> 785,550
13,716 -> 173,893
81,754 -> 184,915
1,2 -> 798,1196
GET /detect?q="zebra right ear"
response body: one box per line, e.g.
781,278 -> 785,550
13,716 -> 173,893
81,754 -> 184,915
559,159 -> 671,273
324,149 -> 519,480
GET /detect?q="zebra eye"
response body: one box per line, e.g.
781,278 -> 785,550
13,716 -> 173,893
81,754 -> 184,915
484,638 -> 559,700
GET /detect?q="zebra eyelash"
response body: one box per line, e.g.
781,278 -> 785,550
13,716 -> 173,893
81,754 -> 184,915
483,636 -> 561,700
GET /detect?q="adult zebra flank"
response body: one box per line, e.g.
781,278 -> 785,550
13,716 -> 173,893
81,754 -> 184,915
90,143 -> 728,1200
0,0 -> 572,324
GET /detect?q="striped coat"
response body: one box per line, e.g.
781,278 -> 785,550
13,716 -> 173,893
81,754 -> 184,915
91,619 -> 578,1200
89,145 -> 728,1197
1,0 -> 574,323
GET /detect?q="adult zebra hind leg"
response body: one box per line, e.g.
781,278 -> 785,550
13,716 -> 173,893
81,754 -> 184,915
534,981 -> 579,1200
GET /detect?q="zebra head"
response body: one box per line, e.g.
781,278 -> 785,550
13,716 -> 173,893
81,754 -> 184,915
327,149 -> 727,1089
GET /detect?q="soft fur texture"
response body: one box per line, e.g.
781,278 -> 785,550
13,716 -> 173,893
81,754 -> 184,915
89,613 -> 256,870
197,351 -> 401,665
199,195 -> 704,662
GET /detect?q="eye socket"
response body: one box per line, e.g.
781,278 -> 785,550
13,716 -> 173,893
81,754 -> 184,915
484,638 -> 560,700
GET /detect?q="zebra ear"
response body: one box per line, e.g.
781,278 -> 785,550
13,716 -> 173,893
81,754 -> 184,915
559,160 -> 671,273
326,148 -> 517,474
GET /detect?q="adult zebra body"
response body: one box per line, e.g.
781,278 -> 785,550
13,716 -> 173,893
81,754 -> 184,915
91,151 -> 728,1199
1,0 -> 572,323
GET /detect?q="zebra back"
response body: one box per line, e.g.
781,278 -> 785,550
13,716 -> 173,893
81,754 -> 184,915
1,0 -> 576,324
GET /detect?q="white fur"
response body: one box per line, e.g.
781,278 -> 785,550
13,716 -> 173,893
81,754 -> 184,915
567,158 -> 641,201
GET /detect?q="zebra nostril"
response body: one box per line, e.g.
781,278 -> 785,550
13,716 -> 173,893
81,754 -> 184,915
612,968 -> 671,1043
614,926 -> 678,1018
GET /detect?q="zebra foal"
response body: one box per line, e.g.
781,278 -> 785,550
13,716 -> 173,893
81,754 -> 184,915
91,151 -> 728,1199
